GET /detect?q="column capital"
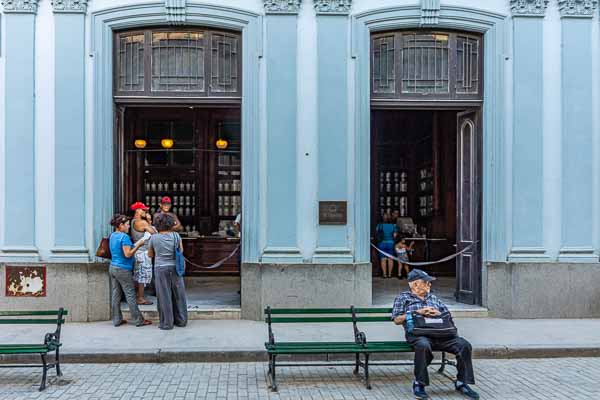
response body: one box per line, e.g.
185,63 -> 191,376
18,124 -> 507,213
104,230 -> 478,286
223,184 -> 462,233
510,0 -> 549,16
1,0 -> 39,13
558,0 -> 598,17
314,0 -> 352,15
263,0 -> 301,15
52,0 -> 88,14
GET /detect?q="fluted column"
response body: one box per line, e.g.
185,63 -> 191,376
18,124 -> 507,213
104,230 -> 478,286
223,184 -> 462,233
508,0 -> 549,260
0,0 -> 40,260
313,0 -> 353,263
261,0 -> 303,262
558,0 -> 598,261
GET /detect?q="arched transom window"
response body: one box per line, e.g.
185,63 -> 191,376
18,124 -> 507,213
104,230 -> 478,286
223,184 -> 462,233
371,31 -> 482,101
115,28 -> 241,98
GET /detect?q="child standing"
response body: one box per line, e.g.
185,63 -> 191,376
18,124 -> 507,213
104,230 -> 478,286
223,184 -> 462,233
395,237 -> 414,279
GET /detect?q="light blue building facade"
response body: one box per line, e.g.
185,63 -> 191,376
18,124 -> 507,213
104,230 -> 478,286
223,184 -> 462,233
1,0 -> 599,321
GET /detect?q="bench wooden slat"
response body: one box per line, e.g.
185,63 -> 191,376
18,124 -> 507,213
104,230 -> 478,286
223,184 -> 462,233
266,308 -> 352,315
355,317 -> 393,322
268,347 -> 364,354
269,317 -> 354,323
0,348 -> 50,355
0,319 -> 65,324
354,308 -> 393,314
0,310 -> 68,316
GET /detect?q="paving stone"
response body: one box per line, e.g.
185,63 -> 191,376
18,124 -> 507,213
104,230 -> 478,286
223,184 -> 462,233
0,359 -> 599,399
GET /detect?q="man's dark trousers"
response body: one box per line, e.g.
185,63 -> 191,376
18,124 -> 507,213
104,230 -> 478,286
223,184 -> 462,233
406,334 -> 475,386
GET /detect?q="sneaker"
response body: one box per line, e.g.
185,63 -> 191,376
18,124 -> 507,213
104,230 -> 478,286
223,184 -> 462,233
456,383 -> 479,399
413,382 -> 429,399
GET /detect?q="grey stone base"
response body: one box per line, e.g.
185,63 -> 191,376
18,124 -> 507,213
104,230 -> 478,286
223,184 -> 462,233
0,262 -> 110,322
486,262 -> 600,318
241,262 -> 372,321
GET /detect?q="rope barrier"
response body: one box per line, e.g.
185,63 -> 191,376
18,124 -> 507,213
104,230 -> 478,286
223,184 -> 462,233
370,242 -> 476,267
183,244 -> 240,269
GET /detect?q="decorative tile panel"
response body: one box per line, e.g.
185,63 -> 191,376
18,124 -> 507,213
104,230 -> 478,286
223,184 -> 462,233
52,0 -> 88,13
421,0 -> 440,25
263,0 -> 301,14
510,0 -> 549,16
314,0 -> 352,14
165,0 -> 186,25
1,0 -> 39,13
558,0 -> 598,16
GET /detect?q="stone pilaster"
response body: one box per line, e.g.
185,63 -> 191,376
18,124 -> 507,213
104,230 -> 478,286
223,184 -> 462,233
261,0 -> 303,262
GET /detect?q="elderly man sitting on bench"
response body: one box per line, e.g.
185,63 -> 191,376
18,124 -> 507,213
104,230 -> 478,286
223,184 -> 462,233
392,269 -> 479,400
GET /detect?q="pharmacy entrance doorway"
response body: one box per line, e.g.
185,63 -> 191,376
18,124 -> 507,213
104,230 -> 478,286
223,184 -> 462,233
115,106 -> 243,319
370,109 -> 482,306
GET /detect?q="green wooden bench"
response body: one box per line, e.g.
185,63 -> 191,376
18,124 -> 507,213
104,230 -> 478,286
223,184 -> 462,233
0,308 -> 67,391
264,306 -> 455,391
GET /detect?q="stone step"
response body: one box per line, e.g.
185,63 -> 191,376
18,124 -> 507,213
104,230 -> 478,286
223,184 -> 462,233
123,306 -> 486,321
448,308 -> 489,318
122,307 -> 241,322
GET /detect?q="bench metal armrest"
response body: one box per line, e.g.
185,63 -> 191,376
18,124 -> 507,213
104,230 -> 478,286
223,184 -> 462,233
355,331 -> 367,346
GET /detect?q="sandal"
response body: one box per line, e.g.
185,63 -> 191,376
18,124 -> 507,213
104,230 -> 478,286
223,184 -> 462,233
136,299 -> 154,305
136,319 -> 153,327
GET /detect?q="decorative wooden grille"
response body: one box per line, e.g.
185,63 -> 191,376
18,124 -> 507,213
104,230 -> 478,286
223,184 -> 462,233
115,28 -> 241,98
372,35 -> 396,94
456,35 -> 480,95
151,31 -> 205,92
401,33 -> 449,95
371,30 -> 483,101
211,33 -> 239,93
118,34 -> 145,92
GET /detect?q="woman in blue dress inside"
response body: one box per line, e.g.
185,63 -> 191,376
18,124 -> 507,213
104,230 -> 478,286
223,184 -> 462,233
375,213 -> 398,278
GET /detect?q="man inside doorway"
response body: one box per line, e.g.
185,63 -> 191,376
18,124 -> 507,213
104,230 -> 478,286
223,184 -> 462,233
392,269 -> 479,400
130,202 -> 157,305
154,196 -> 182,232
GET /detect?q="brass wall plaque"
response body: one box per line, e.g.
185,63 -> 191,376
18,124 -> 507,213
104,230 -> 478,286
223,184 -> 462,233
319,201 -> 347,225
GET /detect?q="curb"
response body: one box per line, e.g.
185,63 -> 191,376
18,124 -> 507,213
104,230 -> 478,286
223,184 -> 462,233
1,347 -> 599,364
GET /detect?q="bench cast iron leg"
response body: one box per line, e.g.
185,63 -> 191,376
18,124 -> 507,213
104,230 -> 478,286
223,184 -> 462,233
39,354 -> 48,391
353,353 -> 360,375
438,351 -> 447,374
270,355 -> 278,392
364,353 -> 372,390
56,347 -> 62,377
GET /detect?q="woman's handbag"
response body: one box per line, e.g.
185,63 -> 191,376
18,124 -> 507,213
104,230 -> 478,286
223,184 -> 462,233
95,237 -> 112,259
172,233 -> 186,277
410,311 -> 458,338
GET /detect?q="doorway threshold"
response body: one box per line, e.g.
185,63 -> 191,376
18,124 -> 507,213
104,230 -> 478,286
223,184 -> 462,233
373,276 -> 488,318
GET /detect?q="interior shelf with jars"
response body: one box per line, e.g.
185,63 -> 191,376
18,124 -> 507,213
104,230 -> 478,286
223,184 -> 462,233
121,107 -> 242,275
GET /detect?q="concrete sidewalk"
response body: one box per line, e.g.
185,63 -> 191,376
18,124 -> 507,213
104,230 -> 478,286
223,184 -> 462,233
1,318 -> 599,363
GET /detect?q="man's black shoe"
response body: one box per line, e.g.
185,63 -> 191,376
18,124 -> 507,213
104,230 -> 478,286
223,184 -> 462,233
455,383 -> 480,399
413,382 -> 429,399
